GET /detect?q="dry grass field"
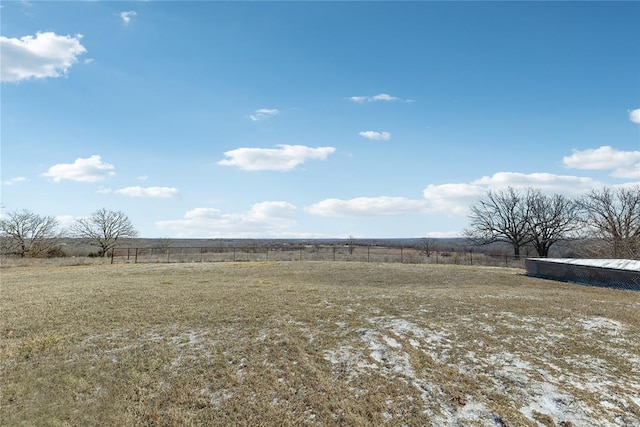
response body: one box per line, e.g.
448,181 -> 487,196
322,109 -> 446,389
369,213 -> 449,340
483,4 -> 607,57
1,261 -> 639,426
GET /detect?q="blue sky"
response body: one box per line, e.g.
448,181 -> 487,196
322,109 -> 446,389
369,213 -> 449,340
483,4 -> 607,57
2,1 -> 639,239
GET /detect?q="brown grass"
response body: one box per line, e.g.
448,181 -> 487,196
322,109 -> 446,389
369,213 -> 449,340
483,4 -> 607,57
1,262 -> 639,426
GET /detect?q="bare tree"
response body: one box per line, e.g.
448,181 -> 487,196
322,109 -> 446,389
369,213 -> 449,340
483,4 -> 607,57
577,186 -> 640,258
464,187 -> 532,258
155,237 -> 173,253
0,210 -> 60,257
418,237 -> 436,257
71,208 -> 138,256
526,190 -> 581,257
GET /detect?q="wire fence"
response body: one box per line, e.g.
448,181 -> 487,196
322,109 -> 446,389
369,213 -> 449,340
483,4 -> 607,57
111,245 -> 527,268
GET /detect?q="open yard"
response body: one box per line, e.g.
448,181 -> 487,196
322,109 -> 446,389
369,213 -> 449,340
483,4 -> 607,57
1,261 -> 639,426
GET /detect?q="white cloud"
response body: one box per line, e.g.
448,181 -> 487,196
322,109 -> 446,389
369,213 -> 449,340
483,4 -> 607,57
2,177 -> 27,186
307,171 -> 605,219
55,214 -> 79,229
359,131 -> 391,141
0,32 -> 87,82
120,11 -> 137,25
422,172 -> 603,216
249,108 -> 279,121
629,109 -> 640,124
471,172 -> 599,194
371,93 -> 399,102
42,155 -> 115,183
422,183 -> 487,215
218,144 -> 335,171
563,146 -> 640,178
137,174 -> 149,181
610,165 -> 640,179
424,231 -> 462,238
156,201 -> 297,238
349,93 -> 401,103
114,186 -> 179,198
306,196 -> 426,217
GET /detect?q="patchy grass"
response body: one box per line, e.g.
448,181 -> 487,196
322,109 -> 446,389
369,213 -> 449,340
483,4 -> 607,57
1,262 -> 639,426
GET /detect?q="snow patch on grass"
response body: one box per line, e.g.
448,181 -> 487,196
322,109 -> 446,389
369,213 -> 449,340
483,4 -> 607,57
579,316 -> 625,335
321,314 -> 640,425
519,382 -> 591,426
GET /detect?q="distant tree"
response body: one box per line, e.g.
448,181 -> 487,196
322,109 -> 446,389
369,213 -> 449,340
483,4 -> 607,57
464,187 -> 532,258
577,186 -> 640,258
155,237 -> 173,253
525,190 -> 581,257
418,237 -> 436,257
71,208 -> 138,257
0,209 -> 61,257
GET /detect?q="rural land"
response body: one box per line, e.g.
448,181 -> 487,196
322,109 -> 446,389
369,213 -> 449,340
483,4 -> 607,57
1,259 -> 639,426
3,2 -> 639,426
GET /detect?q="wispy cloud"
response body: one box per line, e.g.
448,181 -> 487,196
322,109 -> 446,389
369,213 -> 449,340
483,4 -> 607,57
629,109 -> 640,124
563,146 -> 640,179
0,32 -> 87,82
120,11 -> 137,25
348,93 -> 408,103
2,177 -> 27,186
249,108 -> 279,121
156,201 -> 297,238
42,155 -> 115,183
359,131 -> 391,140
306,196 -> 425,217
218,144 -> 335,171
470,172 -> 601,192
424,231 -> 462,238
115,186 -> 180,198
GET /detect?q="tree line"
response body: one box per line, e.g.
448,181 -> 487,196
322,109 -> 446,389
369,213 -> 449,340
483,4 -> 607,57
464,186 -> 640,259
1,185 -> 639,260
0,208 -> 137,258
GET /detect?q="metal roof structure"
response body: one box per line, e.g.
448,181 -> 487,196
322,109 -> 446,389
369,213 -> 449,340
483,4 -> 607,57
536,258 -> 640,272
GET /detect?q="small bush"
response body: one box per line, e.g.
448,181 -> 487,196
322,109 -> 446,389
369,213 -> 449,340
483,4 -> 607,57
45,246 -> 66,258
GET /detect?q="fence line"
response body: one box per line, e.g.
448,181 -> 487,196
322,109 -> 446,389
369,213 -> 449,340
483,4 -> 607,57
111,245 -> 526,268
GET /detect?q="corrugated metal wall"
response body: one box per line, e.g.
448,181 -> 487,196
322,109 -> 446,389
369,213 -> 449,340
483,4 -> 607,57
525,259 -> 640,291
